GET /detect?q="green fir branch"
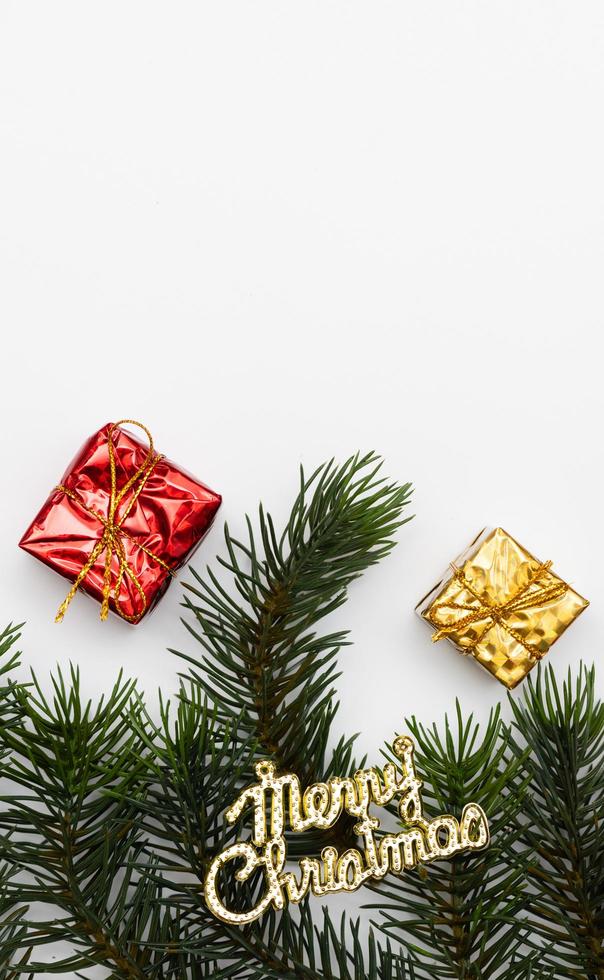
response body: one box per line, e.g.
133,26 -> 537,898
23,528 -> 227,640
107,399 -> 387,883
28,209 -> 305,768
124,680 -> 411,978
0,623 -> 26,765
175,452 -> 413,786
0,861 -> 31,980
506,665 -> 604,980
368,703 -> 532,980
0,665 -> 154,977
0,624 -> 32,977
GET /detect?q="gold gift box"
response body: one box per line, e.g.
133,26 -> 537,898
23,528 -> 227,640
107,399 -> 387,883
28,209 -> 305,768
416,528 -> 589,689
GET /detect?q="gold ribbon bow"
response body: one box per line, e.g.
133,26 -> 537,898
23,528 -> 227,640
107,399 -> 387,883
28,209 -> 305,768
427,560 -> 568,662
55,419 -> 174,624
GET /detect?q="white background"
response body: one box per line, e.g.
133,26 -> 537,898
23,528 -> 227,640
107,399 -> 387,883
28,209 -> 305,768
0,1 -> 603,972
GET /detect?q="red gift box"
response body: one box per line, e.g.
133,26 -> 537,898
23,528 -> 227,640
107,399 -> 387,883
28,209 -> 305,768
19,420 -> 222,624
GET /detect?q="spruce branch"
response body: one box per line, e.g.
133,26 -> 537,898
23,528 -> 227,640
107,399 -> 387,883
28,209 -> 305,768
0,623 -> 26,763
0,861 -> 31,980
0,624 -> 32,977
235,904 -> 413,979
121,681 -> 263,977
0,665 -> 155,977
369,704 -> 532,980
0,623 -> 23,682
126,682 -> 411,979
507,664 -> 604,980
97,454 -> 413,977
175,452 -> 413,787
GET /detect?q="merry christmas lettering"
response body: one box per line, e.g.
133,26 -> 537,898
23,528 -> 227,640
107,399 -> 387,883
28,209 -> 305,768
204,736 -> 490,924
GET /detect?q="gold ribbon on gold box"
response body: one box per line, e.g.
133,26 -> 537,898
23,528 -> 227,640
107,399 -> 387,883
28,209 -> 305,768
415,528 -> 589,689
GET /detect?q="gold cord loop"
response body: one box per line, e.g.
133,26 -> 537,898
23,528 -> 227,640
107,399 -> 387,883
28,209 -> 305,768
55,420 -> 173,624
428,560 -> 568,662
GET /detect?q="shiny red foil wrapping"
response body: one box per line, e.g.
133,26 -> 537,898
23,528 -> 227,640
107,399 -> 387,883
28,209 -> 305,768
19,423 -> 222,623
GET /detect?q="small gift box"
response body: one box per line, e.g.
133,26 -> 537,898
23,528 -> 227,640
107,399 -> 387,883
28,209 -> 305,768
416,527 -> 589,689
19,420 -> 222,624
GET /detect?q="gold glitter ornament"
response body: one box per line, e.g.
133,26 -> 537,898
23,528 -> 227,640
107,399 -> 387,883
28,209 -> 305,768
204,735 -> 490,925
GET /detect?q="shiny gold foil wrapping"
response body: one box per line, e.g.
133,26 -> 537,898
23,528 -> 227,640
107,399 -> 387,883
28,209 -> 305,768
416,528 -> 589,689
